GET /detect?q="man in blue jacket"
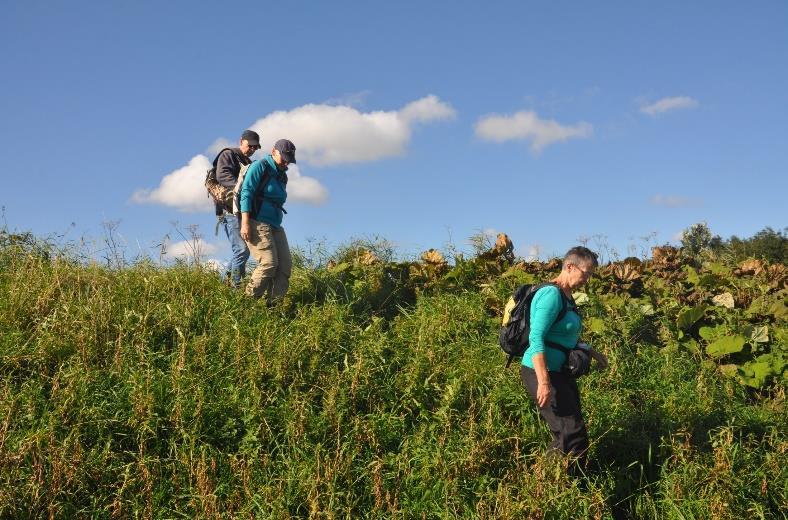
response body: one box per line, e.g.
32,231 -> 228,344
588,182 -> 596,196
239,139 -> 295,302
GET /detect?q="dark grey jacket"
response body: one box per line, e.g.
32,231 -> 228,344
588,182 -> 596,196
215,148 -> 252,189
214,148 -> 252,214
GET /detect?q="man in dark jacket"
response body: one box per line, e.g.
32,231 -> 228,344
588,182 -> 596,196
215,129 -> 260,287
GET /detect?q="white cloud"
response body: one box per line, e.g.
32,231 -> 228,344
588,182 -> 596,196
398,95 -> 457,124
132,156 -> 328,212
164,238 -> 218,261
286,164 -> 328,205
474,110 -> 593,153
247,95 -> 456,166
133,95 -> 453,212
203,258 -> 227,272
514,244 -> 541,261
131,154 -> 214,213
206,137 -> 233,158
650,194 -> 701,208
640,96 -> 699,116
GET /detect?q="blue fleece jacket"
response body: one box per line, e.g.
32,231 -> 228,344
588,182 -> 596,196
522,285 -> 582,372
239,155 -> 288,228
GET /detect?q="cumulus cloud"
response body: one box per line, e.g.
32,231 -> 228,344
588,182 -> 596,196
203,258 -> 227,272
398,95 -> 457,124
206,137 -> 234,158
286,164 -> 328,205
474,110 -> 593,153
133,95 -> 453,212
247,95 -> 456,166
650,194 -> 701,208
513,243 -> 541,261
131,154 -> 214,212
640,96 -> 699,116
132,156 -> 327,212
164,238 -> 218,261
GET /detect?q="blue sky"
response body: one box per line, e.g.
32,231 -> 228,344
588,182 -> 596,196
2,1 -> 786,264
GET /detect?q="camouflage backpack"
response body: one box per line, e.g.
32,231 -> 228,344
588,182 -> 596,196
204,148 -> 246,212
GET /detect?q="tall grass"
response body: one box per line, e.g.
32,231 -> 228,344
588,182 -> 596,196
0,233 -> 785,518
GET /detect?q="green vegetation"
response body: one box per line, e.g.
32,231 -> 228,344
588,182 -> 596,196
0,230 -> 785,518
682,223 -> 788,264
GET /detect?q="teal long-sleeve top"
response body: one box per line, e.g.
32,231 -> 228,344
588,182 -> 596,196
522,285 -> 582,372
239,154 -> 288,229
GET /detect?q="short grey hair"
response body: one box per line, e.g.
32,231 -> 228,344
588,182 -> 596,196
563,246 -> 599,268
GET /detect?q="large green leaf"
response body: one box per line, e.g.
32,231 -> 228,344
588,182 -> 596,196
746,296 -> 778,317
756,352 -> 786,374
602,294 -> 626,310
586,317 -> 607,334
699,324 -> 725,341
768,300 -> 788,321
740,360 -> 773,388
677,305 -> 707,331
698,273 -> 724,288
707,262 -> 731,276
705,335 -> 746,358
682,338 -> 700,354
745,299 -> 764,316
573,292 -> 589,305
684,266 -> 700,285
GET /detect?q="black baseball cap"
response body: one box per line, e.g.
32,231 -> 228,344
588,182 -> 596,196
241,130 -> 260,147
273,139 -> 296,163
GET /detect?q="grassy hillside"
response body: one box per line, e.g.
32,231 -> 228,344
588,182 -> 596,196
0,232 -> 785,519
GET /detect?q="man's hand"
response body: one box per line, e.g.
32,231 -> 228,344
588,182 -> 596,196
536,382 -> 552,408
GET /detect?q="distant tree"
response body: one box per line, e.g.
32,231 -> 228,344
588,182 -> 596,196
680,222 -> 720,257
728,226 -> 787,263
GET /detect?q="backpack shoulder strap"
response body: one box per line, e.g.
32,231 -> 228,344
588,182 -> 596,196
248,161 -> 274,216
552,283 -> 570,323
546,283 -> 576,355
260,160 -> 274,185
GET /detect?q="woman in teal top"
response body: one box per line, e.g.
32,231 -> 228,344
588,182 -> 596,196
239,139 -> 296,303
520,246 -> 608,468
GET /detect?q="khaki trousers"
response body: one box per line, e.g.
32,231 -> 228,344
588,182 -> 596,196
244,220 -> 292,302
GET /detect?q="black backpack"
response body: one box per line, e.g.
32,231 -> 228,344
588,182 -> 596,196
498,282 -> 571,368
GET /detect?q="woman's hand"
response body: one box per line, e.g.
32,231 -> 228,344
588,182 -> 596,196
240,213 -> 251,242
536,382 -> 552,408
531,353 -> 552,407
590,349 -> 609,370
